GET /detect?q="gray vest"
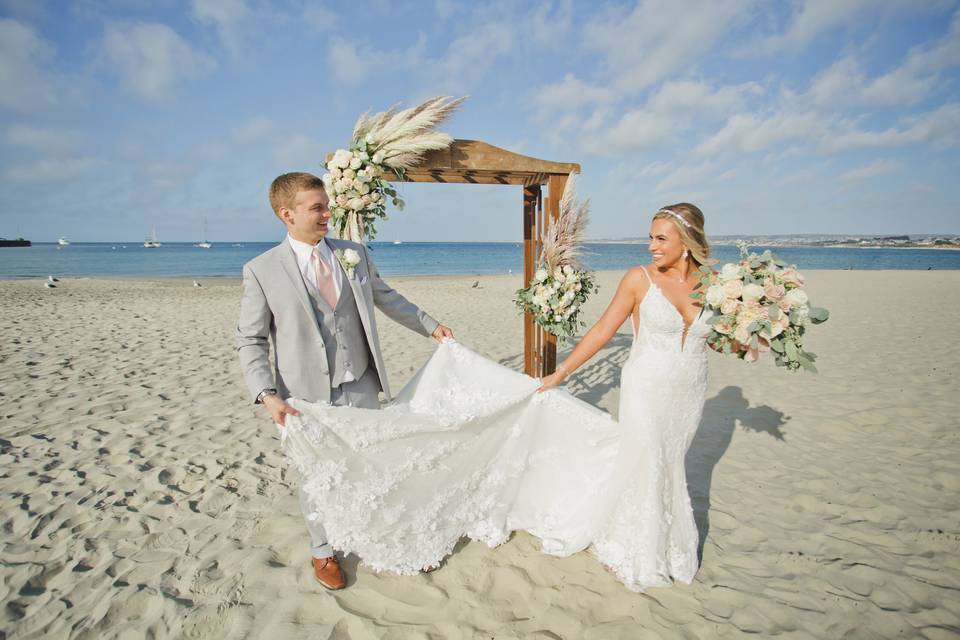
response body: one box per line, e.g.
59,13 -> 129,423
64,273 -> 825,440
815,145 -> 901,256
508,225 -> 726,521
304,273 -> 371,388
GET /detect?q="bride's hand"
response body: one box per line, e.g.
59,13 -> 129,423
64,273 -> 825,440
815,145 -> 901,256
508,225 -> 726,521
537,368 -> 568,393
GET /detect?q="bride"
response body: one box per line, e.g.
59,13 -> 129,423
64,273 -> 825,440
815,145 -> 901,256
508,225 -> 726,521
282,203 -> 714,592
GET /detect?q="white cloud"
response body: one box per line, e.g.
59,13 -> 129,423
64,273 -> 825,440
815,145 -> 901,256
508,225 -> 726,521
810,12 -> 960,107
231,116 -> 275,145
5,125 -> 82,153
303,4 -> 338,32
840,159 -> 900,181
583,0 -> 753,94
144,161 -> 195,189
0,18 -> 58,112
750,0 -> 941,54
646,79 -> 764,116
533,74 -> 617,117
828,103 -> 960,151
654,160 -> 721,193
575,80 -> 767,155
696,110 -> 826,156
273,134 -> 320,167
100,21 -> 217,102
432,20 -> 514,91
530,0 -> 574,48
5,157 -> 101,183
191,0 -> 251,58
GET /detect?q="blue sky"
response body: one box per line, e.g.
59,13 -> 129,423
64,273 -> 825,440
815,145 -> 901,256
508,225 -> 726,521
1,0 -> 958,242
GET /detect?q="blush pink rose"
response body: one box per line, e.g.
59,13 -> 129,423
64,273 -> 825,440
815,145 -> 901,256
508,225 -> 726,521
764,282 -> 786,301
720,298 -> 739,315
781,267 -> 805,287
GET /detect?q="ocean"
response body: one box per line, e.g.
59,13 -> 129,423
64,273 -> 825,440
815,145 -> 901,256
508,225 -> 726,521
1,242 -> 959,279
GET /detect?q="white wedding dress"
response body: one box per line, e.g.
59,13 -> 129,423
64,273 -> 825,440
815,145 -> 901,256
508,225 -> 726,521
282,276 -> 711,592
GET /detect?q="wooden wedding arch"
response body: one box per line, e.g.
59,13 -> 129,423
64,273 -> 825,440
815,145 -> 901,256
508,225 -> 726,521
334,139 -> 580,378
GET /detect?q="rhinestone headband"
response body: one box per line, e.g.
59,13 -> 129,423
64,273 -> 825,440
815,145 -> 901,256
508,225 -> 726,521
657,208 -> 692,229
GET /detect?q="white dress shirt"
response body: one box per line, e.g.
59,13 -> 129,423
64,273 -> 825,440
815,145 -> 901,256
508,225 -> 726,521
287,235 -> 344,299
287,235 -> 354,383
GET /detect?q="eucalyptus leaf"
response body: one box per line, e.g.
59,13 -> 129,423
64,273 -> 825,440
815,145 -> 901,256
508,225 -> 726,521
784,340 -> 798,360
808,307 -> 830,323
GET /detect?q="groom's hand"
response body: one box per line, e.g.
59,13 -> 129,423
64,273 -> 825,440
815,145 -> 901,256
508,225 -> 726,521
432,325 -> 454,342
263,394 -> 300,426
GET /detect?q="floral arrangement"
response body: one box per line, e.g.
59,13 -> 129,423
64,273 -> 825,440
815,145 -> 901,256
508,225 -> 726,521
514,175 -> 596,344
692,242 -> 829,372
322,96 -> 464,242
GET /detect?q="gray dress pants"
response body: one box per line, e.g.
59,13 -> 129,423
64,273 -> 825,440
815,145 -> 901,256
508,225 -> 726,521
298,367 -> 381,558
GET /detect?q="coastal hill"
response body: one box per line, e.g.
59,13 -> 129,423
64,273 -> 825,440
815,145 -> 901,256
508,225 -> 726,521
589,234 -> 960,249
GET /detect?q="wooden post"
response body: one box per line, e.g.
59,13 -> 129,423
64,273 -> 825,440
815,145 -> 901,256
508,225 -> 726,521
541,174 -> 568,376
522,185 -> 539,376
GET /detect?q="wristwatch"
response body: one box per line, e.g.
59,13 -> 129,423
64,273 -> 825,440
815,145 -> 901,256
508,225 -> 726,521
256,388 -> 277,404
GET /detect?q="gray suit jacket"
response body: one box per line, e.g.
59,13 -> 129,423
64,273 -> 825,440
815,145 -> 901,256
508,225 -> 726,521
236,237 -> 439,404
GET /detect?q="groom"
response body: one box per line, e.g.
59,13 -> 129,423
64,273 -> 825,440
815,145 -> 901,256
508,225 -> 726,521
236,171 -> 453,590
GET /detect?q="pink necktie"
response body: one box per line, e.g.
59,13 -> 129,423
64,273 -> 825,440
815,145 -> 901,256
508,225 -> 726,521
311,248 -> 339,309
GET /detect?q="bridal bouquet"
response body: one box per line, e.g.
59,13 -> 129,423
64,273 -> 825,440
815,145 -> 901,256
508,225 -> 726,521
514,175 -> 596,344
692,242 -> 829,372
322,96 -> 464,242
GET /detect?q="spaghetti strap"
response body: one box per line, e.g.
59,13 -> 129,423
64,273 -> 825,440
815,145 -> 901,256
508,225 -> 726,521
632,265 -> 651,338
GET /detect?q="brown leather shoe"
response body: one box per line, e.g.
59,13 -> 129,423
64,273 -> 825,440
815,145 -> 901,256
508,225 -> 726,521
312,556 -> 346,590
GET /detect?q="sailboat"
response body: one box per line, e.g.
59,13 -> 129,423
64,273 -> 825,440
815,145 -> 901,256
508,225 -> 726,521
58,237 -> 70,246
144,227 -> 161,248
195,217 -> 212,249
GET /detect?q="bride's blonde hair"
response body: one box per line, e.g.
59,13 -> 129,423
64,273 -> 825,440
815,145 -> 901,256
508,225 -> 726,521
652,203 -> 713,266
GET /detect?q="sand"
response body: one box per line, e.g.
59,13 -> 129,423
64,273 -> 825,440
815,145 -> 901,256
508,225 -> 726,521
1,270 -> 958,639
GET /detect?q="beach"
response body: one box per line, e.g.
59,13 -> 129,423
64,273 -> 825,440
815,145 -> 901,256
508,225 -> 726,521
1,270 -> 958,639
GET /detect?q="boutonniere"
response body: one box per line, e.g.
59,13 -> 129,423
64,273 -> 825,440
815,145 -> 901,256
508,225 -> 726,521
335,248 -> 362,279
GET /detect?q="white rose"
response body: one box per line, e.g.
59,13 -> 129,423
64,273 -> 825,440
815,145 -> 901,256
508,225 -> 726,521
342,168 -> 356,180
785,289 -> 808,308
719,263 -> 742,282
563,265 -> 574,276
343,248 -> 361,266
348,198 -> 365,211
358,182 -> 370,195
362,194 -> 372,205
705,284 -> 725,307
723,279 -> 743,299
349,156 -> 363,170
329,167 -> 342,179
359,151 -> 369,161
335,194 -> 349,207
535,268 -> 547,282
742,283 -> 764,304
334,179 -> 349,194
331,149 -> 352,169
321,173 -> 333,187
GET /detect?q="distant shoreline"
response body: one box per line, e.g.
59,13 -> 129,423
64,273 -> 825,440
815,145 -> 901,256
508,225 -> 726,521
588,239 -> 960,250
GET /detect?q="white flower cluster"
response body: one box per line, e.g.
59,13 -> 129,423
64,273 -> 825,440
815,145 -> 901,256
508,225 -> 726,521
516,264 -> 595,344
322,136 -> 401,239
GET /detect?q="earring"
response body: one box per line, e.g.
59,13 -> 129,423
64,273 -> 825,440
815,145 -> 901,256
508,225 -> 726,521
682,248 -> 689,259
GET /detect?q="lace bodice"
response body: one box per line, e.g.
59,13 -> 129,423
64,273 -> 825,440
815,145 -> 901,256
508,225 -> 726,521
632,270 -> 712,357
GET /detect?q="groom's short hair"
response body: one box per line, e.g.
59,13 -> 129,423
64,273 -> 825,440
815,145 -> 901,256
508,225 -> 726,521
269,172 -> 327,219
